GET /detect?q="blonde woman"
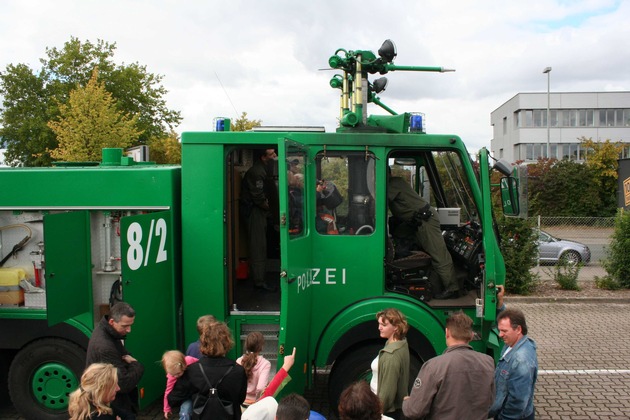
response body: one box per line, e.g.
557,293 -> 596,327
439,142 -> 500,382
69,363 -> 120,420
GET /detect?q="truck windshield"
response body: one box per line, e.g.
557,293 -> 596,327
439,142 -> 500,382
390,150 -> 479,226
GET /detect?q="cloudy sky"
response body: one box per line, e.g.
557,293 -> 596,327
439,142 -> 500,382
1,0 -> 629,156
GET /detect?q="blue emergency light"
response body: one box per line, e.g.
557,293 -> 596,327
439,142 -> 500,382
213,117 -> 231,132
409,112 -> 426,133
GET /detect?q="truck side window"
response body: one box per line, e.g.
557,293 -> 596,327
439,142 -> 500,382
315,151 -> 376,235
287,154 -> 305,236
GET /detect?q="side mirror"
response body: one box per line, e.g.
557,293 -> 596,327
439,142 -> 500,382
500,176 -> 520,216
493,159 -> 514,177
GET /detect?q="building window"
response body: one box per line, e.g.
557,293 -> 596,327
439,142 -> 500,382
526,144 -> 533,160
517,107 -> 630,128
561,110 -> 571,127
533,110 -> 545,127
502,117 -> 507,134
578,110 -> 594,127
615,109 -> 625,126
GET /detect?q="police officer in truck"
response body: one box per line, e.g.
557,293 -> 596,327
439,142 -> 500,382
386,166 -> 460,299
240,148 -> 278,292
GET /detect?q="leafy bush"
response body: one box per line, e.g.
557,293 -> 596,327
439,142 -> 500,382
544,260 -> 581,291
595,275 -> 621,290
528,159 -> 603,217
497,216 -> 539,295
601,209 -> 630,288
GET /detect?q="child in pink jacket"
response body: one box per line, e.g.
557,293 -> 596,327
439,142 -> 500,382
236,331 -> 271,406
161,350 -> 198,419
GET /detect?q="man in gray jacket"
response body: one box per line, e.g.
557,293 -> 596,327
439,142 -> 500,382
402,312 -> 495,420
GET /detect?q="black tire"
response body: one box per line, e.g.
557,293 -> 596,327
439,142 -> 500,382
8,338 -> 86,420
327,342 -> 422,415
0,352 -> 11,407
560,250 -> 581,265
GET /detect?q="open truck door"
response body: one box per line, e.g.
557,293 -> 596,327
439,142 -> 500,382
44,211 -> 93,327
277,138 -> 314,394
121,210 -> 177,407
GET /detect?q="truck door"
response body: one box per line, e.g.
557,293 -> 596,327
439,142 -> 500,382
278,138 -> 314,393
44,211 -> 93,326
120,211 -> 177,407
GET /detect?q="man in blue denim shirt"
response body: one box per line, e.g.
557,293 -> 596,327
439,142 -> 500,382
489,308 -> 538,420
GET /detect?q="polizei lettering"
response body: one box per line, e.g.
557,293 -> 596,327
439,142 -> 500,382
297,268 -> 346,293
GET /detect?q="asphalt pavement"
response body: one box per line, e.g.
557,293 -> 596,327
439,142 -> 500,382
1,298 -> 629,419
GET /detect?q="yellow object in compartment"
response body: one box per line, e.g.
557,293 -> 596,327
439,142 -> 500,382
0,267 -> 26,286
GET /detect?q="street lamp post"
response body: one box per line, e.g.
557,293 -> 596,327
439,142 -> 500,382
543,67 -> 552,159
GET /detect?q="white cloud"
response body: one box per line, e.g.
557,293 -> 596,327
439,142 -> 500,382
1,0 -> 628,153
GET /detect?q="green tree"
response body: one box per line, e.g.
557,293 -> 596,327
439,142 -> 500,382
601,209 -> 630,289
48,69 -> 141,162
231,112 -> 262,132
528,159 -> 600,216
148,131 -> 181,164
580,137 -> 623,216
496,216 -> 539,295
0,37 -> 181,166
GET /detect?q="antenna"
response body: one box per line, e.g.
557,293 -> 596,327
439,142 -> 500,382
214,71 -> 240,120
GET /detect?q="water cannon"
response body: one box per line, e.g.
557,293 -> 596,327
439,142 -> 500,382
328,39 -> 455,130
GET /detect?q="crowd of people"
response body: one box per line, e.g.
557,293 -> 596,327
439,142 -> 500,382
71,292 -> 537,420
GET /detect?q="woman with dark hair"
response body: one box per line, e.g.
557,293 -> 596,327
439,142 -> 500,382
339,381 -> 394,420
237,331 -> 271,406
370,308 -> 410,420
168,322 -> 247,419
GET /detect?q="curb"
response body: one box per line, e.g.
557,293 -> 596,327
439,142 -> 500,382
507,296 -> 630,304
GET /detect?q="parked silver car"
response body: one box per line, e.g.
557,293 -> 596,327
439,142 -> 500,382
537,230 -> 591,265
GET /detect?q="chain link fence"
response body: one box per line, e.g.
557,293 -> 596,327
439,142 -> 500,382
528,216 -> 615,281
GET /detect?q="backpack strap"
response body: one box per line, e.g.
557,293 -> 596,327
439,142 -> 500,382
198,363 -> 234,395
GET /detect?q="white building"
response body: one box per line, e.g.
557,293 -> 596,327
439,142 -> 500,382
490,91 -> 630,163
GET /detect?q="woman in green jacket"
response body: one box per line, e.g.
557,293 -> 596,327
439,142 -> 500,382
370,308 -> 410,420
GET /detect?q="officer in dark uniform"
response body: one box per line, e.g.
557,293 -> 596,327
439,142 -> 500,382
240,148 -> 277,292
387,170 -> 459,299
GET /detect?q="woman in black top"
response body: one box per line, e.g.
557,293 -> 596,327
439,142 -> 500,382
168,321 -> 247,419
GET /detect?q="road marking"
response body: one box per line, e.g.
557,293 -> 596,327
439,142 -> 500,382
539,369 -> 630,375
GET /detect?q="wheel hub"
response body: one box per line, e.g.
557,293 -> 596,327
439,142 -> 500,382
31,362 -> 78,409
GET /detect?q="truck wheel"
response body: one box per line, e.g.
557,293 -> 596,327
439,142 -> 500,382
328,343 -> 422,414
0,352 -> 10,406
8,338 -> 86,420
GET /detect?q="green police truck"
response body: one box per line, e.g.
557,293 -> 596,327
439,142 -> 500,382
0,40 -> 518,419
